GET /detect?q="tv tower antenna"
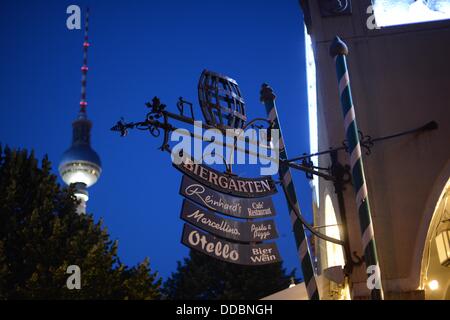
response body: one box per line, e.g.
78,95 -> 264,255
79,7 -> 90,118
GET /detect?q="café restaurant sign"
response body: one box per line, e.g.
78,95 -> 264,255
180,175 -> 276,219
181,200 -> 279,242
173,155 -> 277,198
182,224 -> 282,266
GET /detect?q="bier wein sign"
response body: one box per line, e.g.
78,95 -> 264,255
181,200 -> 279,242
182,224 -> 282,266
180,175 -> 276,219
173,155 -> 277,198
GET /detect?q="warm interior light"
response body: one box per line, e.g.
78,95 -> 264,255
324,195 -> 345,268
434,189 -> 450,267
428,280 -> 439,291
435,228 -> 450,267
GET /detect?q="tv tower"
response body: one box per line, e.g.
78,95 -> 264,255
59,8 -> 102,214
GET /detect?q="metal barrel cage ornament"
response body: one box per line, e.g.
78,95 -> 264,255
198,70 -> 247,130
111,64 -> 438,300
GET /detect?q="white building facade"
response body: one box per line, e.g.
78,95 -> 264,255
300,0 -> 450,300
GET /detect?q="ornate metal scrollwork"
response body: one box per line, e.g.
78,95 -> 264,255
111,96 -> 174,151
342,130 -> 374,155
176,97 -> 194,120
302,157 -> 315,180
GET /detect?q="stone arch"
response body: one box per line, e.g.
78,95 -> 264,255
408,159 -> 450,292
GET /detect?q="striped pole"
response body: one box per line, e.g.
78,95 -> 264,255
330,36 -> 384,300
260,84 -> 320,300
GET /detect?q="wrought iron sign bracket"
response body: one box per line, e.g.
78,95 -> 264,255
285,120 -> 438,181
111,100 -> 348,248
283,120 -> 438,274
111,96 -> 277,165
110,64 -> 438,287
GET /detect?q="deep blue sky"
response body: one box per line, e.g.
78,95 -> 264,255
0,0 -> 312,281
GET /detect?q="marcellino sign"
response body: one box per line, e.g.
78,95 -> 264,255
181,200 -> 278,242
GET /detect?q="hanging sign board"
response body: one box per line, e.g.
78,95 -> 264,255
181,224 -> 282,266
180,200 -> 278,242
173,155 -> 277,198
179,175 -> 276,219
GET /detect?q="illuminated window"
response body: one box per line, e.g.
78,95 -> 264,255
373,0 -> 450,27
324,195 -> 345,268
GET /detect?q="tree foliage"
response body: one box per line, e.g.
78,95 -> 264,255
163,250 -> 294,300
0,146 -> 161,299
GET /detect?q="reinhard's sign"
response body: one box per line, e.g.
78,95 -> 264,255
182,224 -> 282,266
181,200 -> 278,242
173,155 -> 277,198
180,175 -> 276,219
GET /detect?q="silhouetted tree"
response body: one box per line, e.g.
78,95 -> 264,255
0,146 -> 161,299
163,250 -> 294,300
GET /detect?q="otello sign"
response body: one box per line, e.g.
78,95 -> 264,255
182,224 -> 282,266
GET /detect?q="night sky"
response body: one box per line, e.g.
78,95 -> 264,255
0,0 -> 312,281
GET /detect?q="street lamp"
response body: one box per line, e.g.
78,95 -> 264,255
428,279 -> 440,291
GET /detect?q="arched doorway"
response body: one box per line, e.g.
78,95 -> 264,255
420,178 -> 450,299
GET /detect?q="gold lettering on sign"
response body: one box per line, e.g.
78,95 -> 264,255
237,180 -> 247,193
209,171 -> 218,186
218,176 -> 228,189
228,179 -> 237,192
261,180 -> 270,192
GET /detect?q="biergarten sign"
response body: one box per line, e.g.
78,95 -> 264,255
181,224 -> 282,266
180,200 -> 279,242
180,175 -> 276,219
113,72 -> 284,267
173,155 -> 277,198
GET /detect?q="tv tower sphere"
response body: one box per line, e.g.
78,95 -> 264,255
59,119 -> 102,189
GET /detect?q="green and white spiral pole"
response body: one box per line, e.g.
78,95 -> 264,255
260,84 -> 319,300
330,36 -> 384,300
